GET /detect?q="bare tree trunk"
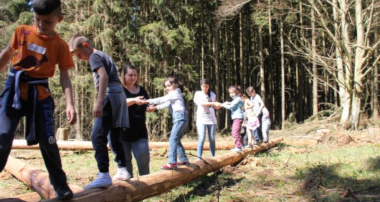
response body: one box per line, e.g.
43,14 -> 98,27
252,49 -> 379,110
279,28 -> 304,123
373,29 -> 379,120
258,25 -> 265,103
311,0 -> 318,115
239,13 -> 244,87
268,0 -> 275,124
280,19 -> 285,129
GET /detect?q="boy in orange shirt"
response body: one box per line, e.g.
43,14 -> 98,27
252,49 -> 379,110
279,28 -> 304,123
0,0 -> 76,200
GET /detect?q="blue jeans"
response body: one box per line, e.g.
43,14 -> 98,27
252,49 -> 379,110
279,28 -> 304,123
168,110 -> 189,164
122,138 -> 150,177
196,123 -> 216,160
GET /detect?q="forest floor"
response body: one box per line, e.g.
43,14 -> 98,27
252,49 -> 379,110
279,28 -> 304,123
1,117 -> 380,201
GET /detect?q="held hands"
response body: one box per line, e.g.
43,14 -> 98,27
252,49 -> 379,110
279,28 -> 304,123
146,105 -> 156,112
213,102 -> 223,109
135,96 -> 149,105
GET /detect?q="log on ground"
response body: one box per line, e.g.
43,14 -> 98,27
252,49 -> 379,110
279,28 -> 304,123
11,140 -> 235,151
3,156 -> 83,200
43,138 -> 283,202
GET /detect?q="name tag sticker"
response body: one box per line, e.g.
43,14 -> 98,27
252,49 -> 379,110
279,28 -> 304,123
28,43 -> 46,55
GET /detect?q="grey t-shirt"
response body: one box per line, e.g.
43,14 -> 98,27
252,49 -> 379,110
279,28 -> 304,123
89,51 -> 121,91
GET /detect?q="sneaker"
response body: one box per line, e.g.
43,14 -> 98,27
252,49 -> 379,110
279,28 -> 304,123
112,167 -> 131,181
84,172 -> 112,189
244,144 -> 253,148
177,161 -> 190,166
162,163 -> 177,170
230,147 -> 242,152
54,184 -> 73,200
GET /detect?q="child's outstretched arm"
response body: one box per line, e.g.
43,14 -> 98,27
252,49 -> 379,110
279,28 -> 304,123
60,70 -> 77,125
0,43 -> 14,73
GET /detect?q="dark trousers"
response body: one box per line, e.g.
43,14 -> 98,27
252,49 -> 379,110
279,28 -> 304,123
0,95 -> 67,187
92,102 -> 126,173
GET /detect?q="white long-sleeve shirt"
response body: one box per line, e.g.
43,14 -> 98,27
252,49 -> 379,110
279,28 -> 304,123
193,91 -> 217,124
149,88 -> 185,112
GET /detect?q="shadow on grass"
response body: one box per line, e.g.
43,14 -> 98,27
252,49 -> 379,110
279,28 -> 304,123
293,163 -> 380,202
170,171 -> 243,202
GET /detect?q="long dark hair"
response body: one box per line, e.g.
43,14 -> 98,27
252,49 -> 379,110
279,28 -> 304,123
120,64 -> 140,87
200,78 -> 212,99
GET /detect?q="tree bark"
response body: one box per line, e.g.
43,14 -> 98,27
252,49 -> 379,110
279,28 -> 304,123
280,19 -> 285,129
4,156 -> 83,200
11,140 -> 235,151
311,0 -> 318,115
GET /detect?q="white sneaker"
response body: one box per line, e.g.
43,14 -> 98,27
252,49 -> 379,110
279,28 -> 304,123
84,172 -> 112,189
112,167 -> 131,181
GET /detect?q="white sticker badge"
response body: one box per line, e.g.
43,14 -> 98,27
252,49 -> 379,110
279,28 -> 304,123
28,43 -> 47,55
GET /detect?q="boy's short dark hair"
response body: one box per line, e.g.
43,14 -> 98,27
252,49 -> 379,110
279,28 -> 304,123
33,0 -> 61,15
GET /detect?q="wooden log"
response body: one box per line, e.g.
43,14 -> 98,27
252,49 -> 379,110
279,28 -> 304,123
3,156 -> 83,200
0,192 -> 42,202
56,128 -> 69,141
11,140 -> 235,151
43,138 -> 283,202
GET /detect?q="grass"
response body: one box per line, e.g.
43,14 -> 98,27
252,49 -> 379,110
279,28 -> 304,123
1,129 -> 380,201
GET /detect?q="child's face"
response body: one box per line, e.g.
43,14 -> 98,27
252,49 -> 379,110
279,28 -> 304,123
200,84 -> 209,94
249,90 -> 256,97
34,13 -> 62,37
229,89 -> 237,99
73,47 -> 91,61
164,80 -> 177,93
124,68 -> 138,86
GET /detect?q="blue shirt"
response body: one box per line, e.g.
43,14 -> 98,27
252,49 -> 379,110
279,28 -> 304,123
222,96 -> 244,120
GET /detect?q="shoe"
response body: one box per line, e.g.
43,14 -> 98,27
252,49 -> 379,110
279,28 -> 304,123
162,163 -> 177,170
230,147 -> 242,152
177,161 -> 190,166
244,144 -> 253,148
54,184 -> 73,200
263,140 -> 268,143
84,172 -> 112,189
112,167 -> 131,181
253,141 -> 261,146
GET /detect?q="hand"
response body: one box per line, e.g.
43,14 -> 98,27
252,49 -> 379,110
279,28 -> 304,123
146,105 -> 156,112
135,96 -> 149,105
93,101 -> 103,117
214,102 -> 222,109
66,104 -> 77,125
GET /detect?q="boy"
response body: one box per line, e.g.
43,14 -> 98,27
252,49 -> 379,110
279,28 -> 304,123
68,35 -> 130,189
0,0 -> 76,200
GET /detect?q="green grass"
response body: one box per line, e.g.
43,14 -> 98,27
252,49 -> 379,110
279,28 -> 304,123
1,133 -> 380,201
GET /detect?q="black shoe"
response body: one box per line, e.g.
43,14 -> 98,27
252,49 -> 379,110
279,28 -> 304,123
54,184 -> 73,200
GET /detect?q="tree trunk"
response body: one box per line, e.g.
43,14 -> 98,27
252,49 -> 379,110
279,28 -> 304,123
373,29 -> 379,120
311,0 -> 318,115
280,19 -> 285,129
11,140 -> 235,151
239,13 -> 244,87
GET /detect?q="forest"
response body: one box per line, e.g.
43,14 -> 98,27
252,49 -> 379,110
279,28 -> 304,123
0,0 -> 379,141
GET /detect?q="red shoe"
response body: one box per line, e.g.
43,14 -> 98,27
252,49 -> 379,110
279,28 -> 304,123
177,161 -> 190,166
162,163 -> 177,170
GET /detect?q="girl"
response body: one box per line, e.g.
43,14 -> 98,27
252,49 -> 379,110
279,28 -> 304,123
193,79 -> 221,161
222,86 -> 244,152
118,64 -> 150,177
246,86 -> 266,143
146,76 -> 190,170
242,94 -> 260,148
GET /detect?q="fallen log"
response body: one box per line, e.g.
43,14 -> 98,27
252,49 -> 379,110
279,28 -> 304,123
43,138 -> 283,202
3,156 -> 83,200
11,140 -> 235,151
0,193 -> 41,202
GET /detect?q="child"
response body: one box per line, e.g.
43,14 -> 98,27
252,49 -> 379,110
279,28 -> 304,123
261,106 -> 271,143
242,95 -> 261,148
222,86 -> 244,152
193,79 -> 221,161
68,35 -> 130,189
146,76 -> 190,170
0,0 -> 76,199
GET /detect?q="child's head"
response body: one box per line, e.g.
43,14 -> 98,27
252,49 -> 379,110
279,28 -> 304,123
246,86 -> 257,97
33,0 -> 63,36
163,76 -> 183,93
241,94 -> 249,102
120,64 -> 139,87
199,78 -> 211,94
68,35 -> 93,61
228,85 -> 241,99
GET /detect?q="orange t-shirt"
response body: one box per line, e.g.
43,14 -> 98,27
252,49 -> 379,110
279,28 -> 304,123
11,25 -> 75,100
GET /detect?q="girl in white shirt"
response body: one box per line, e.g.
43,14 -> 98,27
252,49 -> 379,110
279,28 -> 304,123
193,79 -> 221,161
147,76 -> 189,170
